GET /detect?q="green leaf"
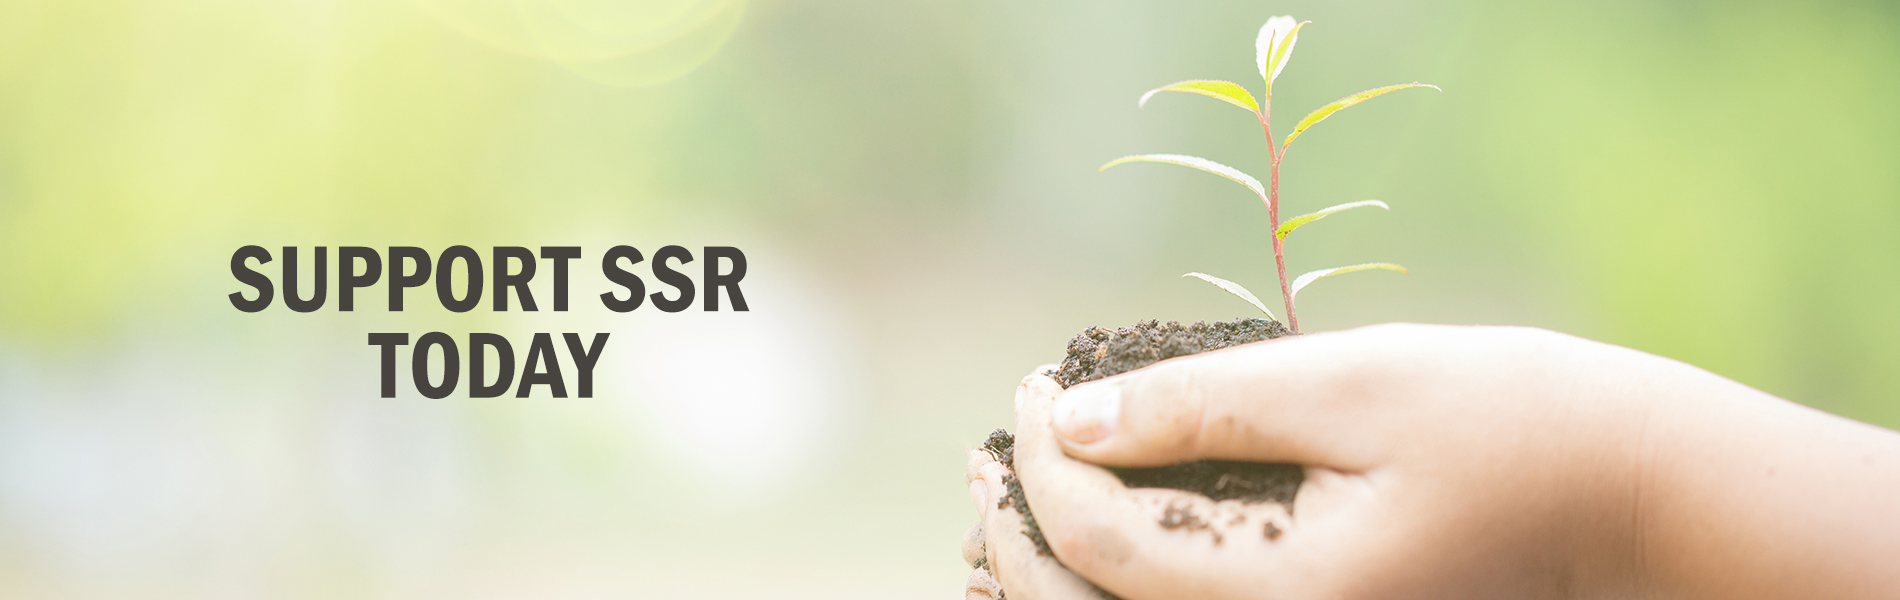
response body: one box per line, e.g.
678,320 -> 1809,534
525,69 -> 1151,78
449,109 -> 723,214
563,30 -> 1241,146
1255,16 -> 1302,91
1265,20 -> 1307,92
1183,272 -> 1276,319
1290,263 -> 1408,302
1281,83 -> 1440,153
1275,200 -> 1390,240
1138,80 -> 1259,115
1100,154 -> 1266,200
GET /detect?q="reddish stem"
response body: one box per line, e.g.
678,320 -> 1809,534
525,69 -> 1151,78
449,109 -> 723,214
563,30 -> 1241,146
1258,97 -> 1299,332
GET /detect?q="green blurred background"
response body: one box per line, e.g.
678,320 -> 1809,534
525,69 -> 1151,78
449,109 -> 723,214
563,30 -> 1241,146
1,0 -> 1896,597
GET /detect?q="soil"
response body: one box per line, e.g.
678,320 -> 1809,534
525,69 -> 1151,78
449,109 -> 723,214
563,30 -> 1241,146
1047,318 -> 1290,388
982,318 -> 1302,559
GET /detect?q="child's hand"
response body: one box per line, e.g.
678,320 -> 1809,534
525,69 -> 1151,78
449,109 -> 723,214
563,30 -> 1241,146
1010,323 -> 1900,600
964,365 -> 1132,600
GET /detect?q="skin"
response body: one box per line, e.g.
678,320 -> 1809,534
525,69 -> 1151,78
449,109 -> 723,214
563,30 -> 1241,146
962,323 -> 1900,600
966,391 -> 1112,600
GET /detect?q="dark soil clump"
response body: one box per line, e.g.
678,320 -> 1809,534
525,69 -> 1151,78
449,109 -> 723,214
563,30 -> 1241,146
983,429 -> 1015,470
1115,460 -> 1302,504
983,318 -> 1302,560
1048,318 -> 1289,388
1049,317 -> 1302,506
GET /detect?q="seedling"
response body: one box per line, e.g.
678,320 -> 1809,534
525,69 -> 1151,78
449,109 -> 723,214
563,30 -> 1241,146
1102,15 -> 1437,333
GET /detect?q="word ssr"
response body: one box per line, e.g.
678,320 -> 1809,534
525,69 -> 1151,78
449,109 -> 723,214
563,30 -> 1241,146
228,245 -> 747,313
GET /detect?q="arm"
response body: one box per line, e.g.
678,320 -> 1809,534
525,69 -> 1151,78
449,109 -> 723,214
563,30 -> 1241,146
1628,353 -> 1900,599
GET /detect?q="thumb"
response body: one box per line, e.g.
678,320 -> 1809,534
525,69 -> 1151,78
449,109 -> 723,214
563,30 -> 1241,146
1049,324 -> 1418,471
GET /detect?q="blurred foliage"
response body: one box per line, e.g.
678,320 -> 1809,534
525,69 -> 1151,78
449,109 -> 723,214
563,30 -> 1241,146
0,0 -> 1897,596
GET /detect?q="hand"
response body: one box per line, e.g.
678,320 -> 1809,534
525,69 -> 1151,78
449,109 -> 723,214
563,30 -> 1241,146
1013,323 -> 1900,600
963,365 -> 1127,600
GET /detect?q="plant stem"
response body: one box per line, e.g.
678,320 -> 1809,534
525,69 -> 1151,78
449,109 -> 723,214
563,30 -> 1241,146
1259,97 -> 1299,333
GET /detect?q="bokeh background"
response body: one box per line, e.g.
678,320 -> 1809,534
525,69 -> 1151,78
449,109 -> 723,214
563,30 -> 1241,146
1,0 -> 1897,597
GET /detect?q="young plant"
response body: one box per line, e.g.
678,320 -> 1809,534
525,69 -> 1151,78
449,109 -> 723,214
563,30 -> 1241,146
1101,15 -> 1436,333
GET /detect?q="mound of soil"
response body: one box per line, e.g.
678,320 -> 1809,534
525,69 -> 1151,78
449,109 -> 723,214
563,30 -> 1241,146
985,318 -> 1301,558
1047,318 -> 1290,388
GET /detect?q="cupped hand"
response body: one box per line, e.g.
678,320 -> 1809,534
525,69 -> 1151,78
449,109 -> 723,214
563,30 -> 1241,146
964,365 -> 1133,600
1013,323 -> 1900,600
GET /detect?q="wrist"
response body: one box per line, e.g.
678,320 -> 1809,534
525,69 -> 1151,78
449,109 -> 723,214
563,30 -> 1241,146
1608,359 -> 1900,600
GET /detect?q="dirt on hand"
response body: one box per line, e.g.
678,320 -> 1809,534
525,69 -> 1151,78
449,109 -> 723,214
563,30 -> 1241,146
983,318 -> 1302,558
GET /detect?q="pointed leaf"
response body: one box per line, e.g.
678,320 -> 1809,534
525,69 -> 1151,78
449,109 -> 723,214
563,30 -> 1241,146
1266,20 -> 1307,89
1282,83 -> 1440,153
1291,263 -> 1409,302
1100,154 -> 1266,200
1183,272 -> 1276,319
1138,80 -> 1259,115
1275,200 -> 1390,240
1255,16 -> 1301,85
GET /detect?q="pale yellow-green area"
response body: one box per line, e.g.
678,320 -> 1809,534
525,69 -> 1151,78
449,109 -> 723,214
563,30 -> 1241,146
0,0 -> 1896,597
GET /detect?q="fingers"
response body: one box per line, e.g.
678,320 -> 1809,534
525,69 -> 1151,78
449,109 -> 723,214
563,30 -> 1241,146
966,566 -> 1002,600
1015,371 -> 1313,600
968,436 -> 1108,600
1048,323 -> 1453,470
965,456 -> 1003,599
969,445 -> 999,485
964,522 -> 987,568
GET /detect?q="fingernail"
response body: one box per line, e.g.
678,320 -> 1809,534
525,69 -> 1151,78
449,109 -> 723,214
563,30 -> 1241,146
1053,383 -> 1120,444
969,480 -> 989,517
